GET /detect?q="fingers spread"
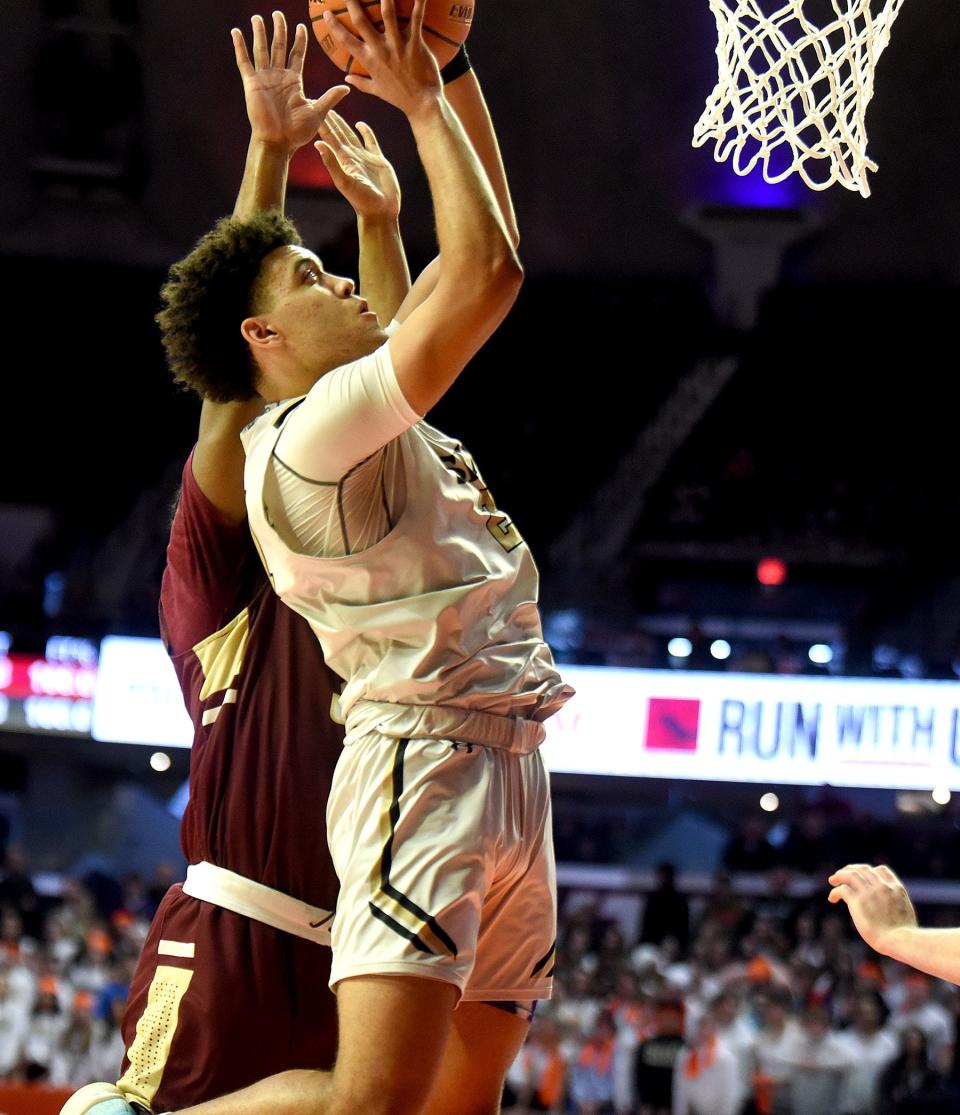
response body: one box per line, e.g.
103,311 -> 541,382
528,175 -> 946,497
270,10 -> 288,68
408,0 -> 426,42
231,28 -> 255,79
289,22 -> 308,74
344,0 -> 378,41
322,11 -> 366,56
251,14 -> 270,68
380,0 -> 403,52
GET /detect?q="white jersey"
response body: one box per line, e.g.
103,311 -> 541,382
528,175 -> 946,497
241,340 -> 572,749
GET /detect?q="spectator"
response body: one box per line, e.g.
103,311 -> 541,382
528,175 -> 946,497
571,1012 -> 617,1114
504,1014 -> 567,1113
779,1002 -> 853,1115
879,1025 -> 945,1114
749,983 -> 802,1115
722,817 -> 778,874
634,998 -> 685,1115
640,864 -> 690,953
709,990 -> 755,1109
672,1009 -> 741,1115
20,974 -> 65,1081
50,990 -> 97,1086
0,971 -> 27,1077
837,992 -> 899,1114
888,972 -> 955,1075
0,849 -> 41,939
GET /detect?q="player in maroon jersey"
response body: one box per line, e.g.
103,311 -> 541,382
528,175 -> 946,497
60,13 -> 408,1113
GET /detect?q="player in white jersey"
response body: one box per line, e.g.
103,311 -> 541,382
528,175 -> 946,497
140,4 -> 570,1115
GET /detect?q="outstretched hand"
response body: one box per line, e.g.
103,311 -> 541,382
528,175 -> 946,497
321,0 -> 442,117
827,863 -> 919,953
315,112 -> 401,221
232,11 -> 349,152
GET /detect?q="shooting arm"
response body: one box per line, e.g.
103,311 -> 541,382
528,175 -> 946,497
390,93 -> 522,413
396,57 -> 518,323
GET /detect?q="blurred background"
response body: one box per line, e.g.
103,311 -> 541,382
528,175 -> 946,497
2,0 -> 960,1111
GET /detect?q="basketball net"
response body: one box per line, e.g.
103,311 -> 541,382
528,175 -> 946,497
693,0 -> 907,198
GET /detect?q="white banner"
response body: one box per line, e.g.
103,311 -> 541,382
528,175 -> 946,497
92,637 -> 192,747
544,666 -> 960,790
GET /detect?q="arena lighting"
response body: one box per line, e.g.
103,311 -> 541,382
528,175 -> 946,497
150,752 -> 172,773
760,792 -> 780,812
809,643 -> 833,665
667,637 -> 693,658
932,786 -> 952,806
756,557 -> 787,586
710,639 -> 732,660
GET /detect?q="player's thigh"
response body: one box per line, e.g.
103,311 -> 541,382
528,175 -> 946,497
424,1001 -> 530,1115
330,974 -> 459,1115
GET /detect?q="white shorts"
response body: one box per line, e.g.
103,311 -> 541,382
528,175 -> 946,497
326,733 -> 556,1002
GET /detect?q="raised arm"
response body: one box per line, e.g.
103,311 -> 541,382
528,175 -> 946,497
315,111 -> 410,325
828,863 -> 960,985
392,49 -> 519,326
193,13 -> 349,518
323,0 -> 522,416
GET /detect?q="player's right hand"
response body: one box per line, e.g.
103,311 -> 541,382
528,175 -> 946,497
320,0 -> 442,118
827,863 -> 919,953
232,11 -> 349,153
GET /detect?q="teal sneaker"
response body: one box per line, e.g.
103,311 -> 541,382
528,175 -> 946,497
59,1084 -> 149,1115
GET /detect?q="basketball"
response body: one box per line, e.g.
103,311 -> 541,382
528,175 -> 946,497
308,0 -> 474,77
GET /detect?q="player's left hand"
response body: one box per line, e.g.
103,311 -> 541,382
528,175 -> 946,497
827,863 -> 918,953
232,11 -> 349,152
315,112 -> 401,221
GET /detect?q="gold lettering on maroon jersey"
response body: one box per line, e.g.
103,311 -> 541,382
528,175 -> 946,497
434,442 -> 524,553
195,608 -> 250,701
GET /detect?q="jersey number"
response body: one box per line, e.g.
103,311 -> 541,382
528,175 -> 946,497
439,445 -> 524,553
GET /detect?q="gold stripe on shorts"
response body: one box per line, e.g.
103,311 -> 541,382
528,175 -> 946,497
367,740 -> 459,958
117,964 -> 194,1107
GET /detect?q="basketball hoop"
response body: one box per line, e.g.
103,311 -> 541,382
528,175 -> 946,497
693,0 -> 908,198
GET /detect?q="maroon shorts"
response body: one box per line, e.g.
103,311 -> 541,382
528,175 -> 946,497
118,884 -> 336,1111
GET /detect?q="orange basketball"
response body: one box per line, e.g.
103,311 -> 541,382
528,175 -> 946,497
308,0 -> 474,77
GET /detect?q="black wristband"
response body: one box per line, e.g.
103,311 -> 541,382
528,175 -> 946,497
440,44 -> 472,85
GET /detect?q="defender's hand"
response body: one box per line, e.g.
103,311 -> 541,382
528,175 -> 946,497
232,11 -> 350,152
828,863 -> 919,953
315,112 -> 401,221
321,0 -> 442,118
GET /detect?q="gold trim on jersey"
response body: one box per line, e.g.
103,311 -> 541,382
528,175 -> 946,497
194,608 -> 250,702
117,963 -> 194,1107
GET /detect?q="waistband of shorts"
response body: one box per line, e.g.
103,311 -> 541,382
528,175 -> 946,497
182,862 -> 333,946
345,700 -> 546,755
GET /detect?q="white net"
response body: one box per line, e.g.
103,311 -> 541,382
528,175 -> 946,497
693,0 -> 908,198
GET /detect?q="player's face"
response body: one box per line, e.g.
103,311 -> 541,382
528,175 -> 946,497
257,245 -> 386,387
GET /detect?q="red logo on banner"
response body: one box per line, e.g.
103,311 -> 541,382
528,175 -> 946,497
645,697 -> 701,751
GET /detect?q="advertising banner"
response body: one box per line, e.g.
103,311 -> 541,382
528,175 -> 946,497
545,666 -> 960,790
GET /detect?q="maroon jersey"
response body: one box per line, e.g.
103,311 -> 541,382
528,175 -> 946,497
160,451 -> 342,907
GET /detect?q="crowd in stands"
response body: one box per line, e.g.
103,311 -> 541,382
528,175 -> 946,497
0,825 -> 959,1113
0,848 -> 165,1091
506,865 -> 960,1114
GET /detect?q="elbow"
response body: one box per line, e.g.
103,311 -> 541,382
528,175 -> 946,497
488,248 -> 524,304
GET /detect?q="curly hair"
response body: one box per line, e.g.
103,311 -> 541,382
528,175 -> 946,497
156,210 -> 302,402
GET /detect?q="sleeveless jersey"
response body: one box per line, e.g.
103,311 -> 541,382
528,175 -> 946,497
241,345 -> 572,747
161,453 -> 342,909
